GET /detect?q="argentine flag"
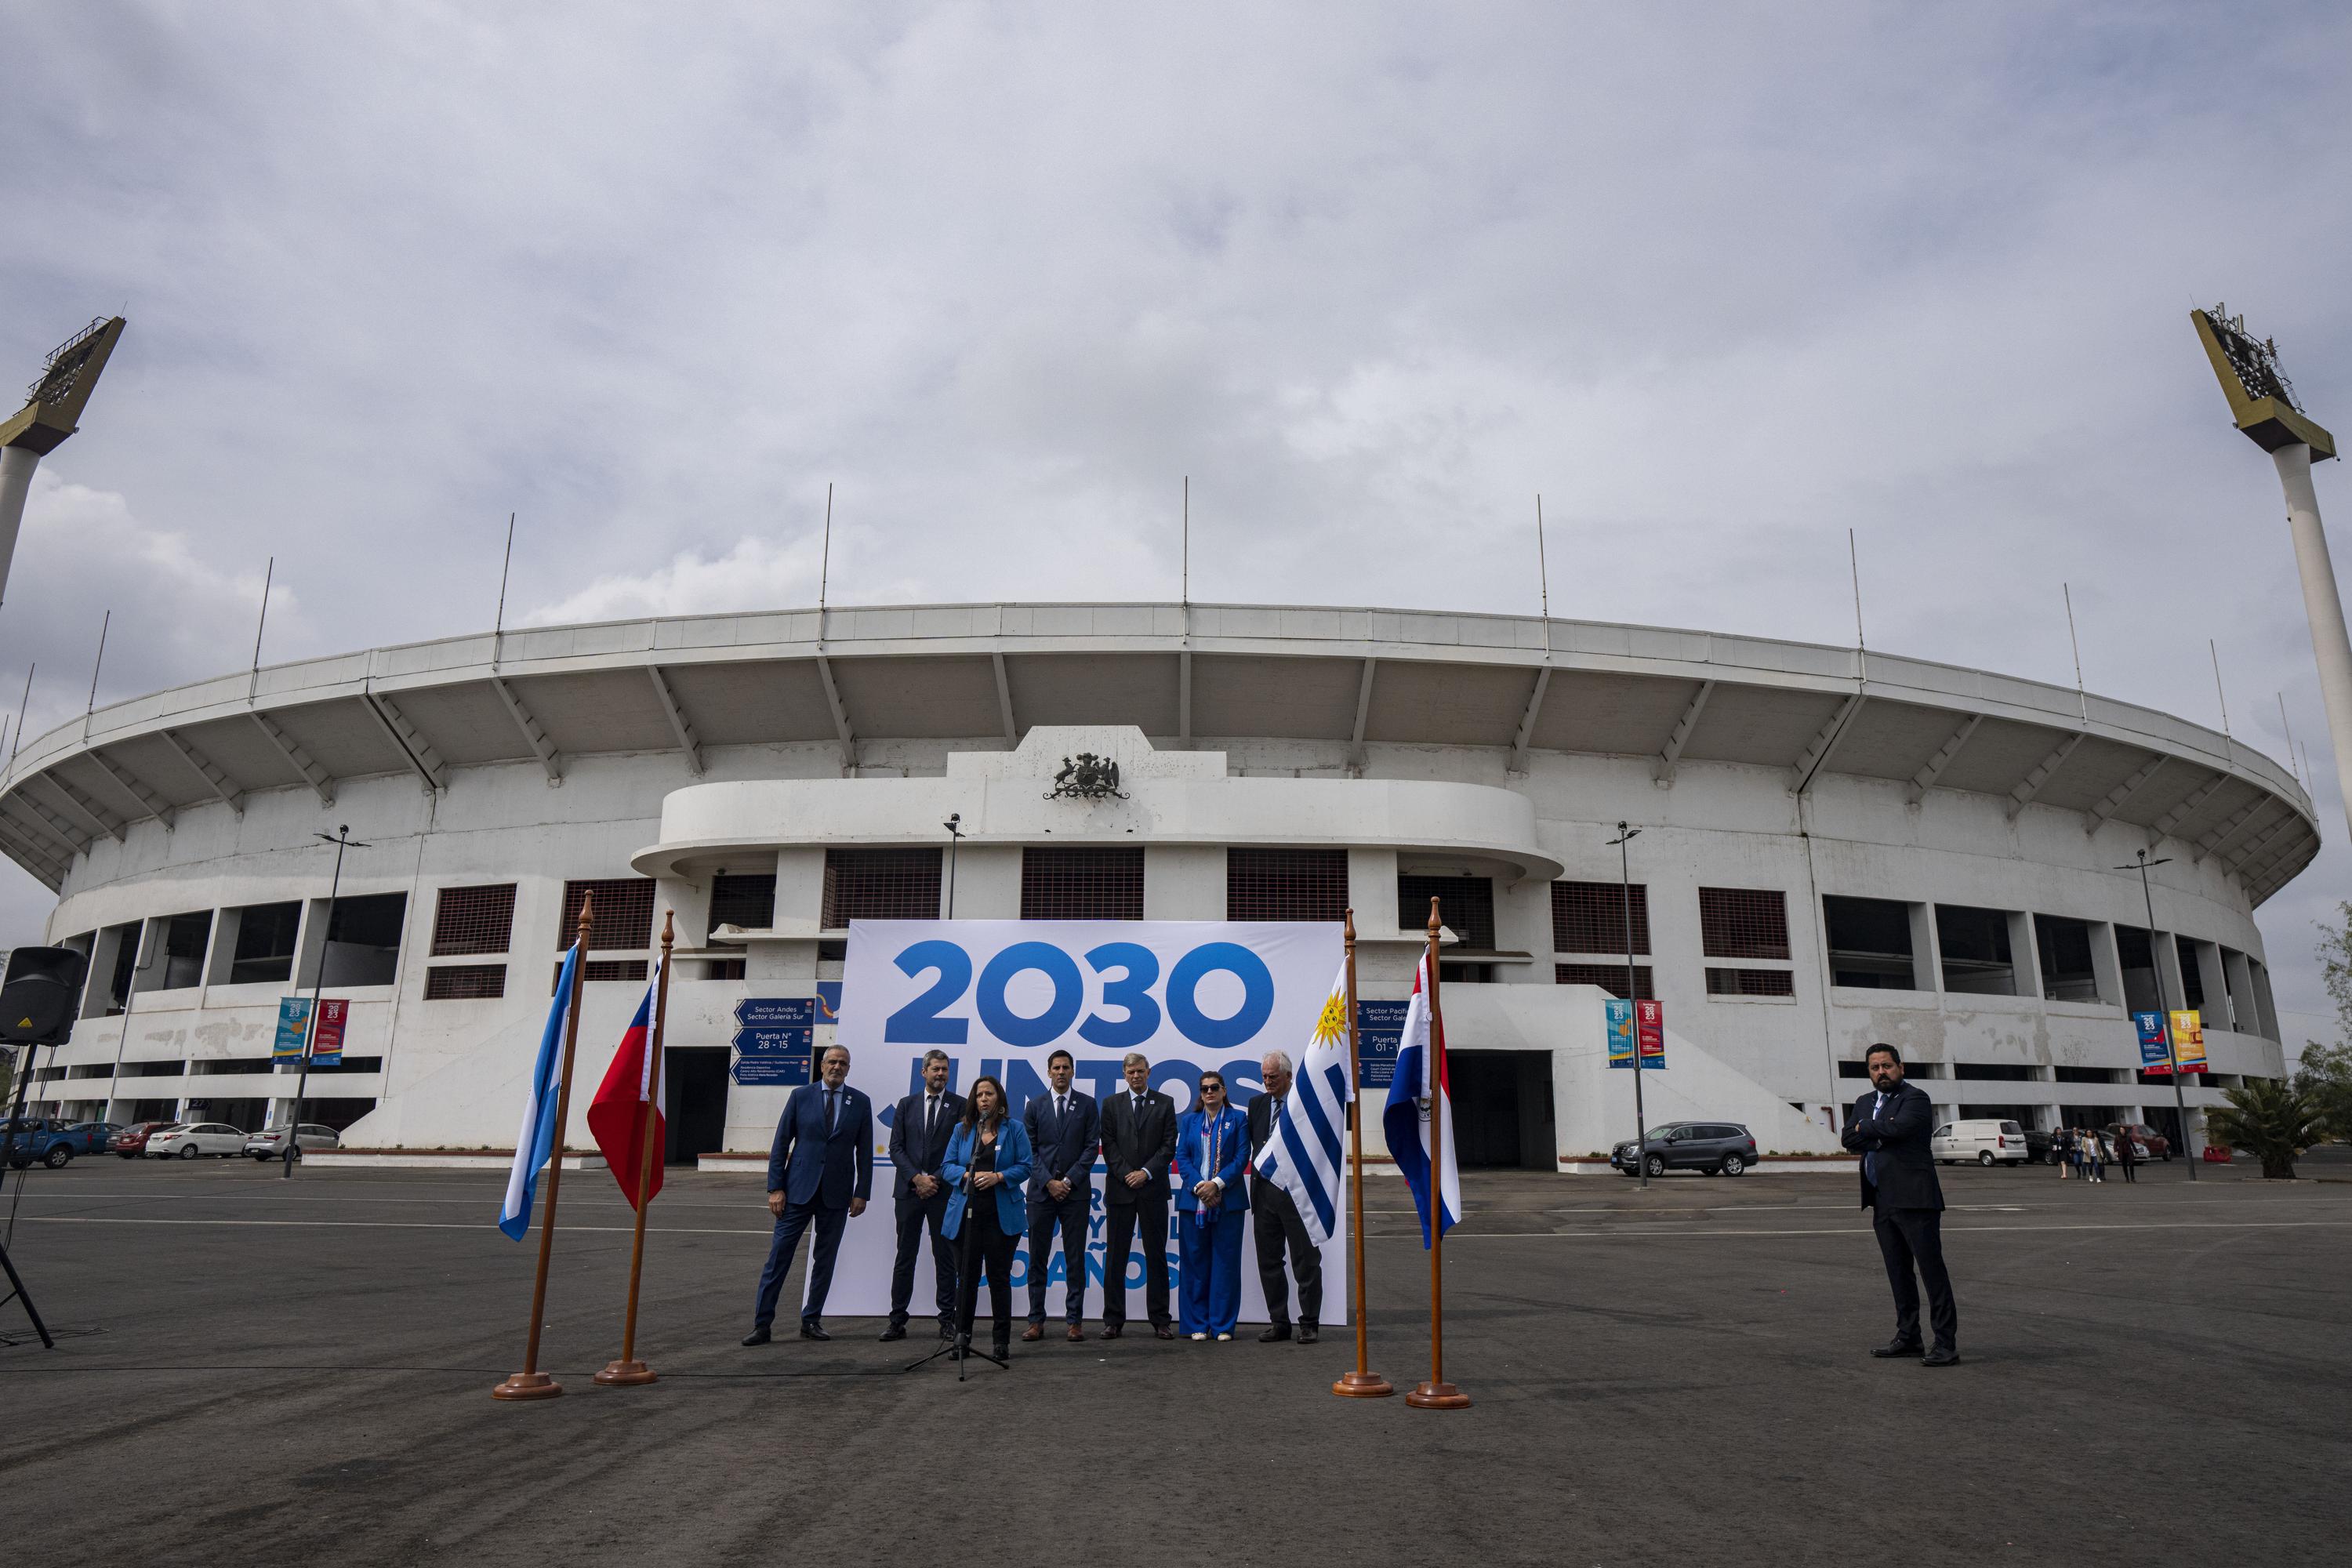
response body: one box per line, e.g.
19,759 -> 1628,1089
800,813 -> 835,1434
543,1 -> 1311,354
498,941 -> 584,1240
1252,963 -> 1353,1247
1382,950 -> 1461,1247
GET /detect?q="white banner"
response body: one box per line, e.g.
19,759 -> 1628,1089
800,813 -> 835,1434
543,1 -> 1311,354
822,919 -> 1348,1325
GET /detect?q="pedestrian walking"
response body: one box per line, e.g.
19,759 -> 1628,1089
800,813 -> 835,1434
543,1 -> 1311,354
2056,1127 -> 2073,1179
2087,1132 -> 2106,1184
2115,1128 -> 2138,1185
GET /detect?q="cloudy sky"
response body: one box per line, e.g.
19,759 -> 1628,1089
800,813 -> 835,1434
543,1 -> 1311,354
3,3 -> 2349,1041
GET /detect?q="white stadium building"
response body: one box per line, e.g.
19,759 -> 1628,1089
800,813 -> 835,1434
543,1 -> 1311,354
3,601 -> 2314,1169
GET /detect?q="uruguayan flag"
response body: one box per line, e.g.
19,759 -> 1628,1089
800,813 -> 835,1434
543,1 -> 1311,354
1251,962 -> 1353,1247
498,942 -> 584,1240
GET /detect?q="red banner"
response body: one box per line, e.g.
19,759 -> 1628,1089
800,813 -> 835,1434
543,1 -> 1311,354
1635,999 -> 1665,1065
310,998 -> 349,1064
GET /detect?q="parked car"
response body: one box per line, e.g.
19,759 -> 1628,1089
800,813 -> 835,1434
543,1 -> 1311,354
244,1123 -> 340,1161
2023,1127 -> 2056,1164
2107,1123 -> 2172,1160
144,1122 -> 248,1160
3,1118 -> 121,1169
1931,1119 -> 2030,1167
111,1121 -> 180,1158
1611,1122 -> 1757,1177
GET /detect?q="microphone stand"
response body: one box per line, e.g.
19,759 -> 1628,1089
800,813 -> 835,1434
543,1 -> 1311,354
905,1160 -> 1009,1379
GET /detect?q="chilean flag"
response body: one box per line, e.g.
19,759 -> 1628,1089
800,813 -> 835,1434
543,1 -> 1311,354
1382,950 -> 1460,1247
586,959 -> 666,1210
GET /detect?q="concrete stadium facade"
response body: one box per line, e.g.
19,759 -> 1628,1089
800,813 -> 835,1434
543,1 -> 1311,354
4,602 -> 2314,1169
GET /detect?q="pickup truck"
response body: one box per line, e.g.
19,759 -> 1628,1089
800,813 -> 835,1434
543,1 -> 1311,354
3,1118 -> 122,1169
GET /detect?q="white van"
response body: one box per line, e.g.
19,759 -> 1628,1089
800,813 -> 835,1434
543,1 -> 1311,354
1931,1119 -> 2028,1167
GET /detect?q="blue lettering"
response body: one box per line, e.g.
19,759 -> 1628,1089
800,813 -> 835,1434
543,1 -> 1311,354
975,941 -> 1085,1047
1166,942 -> 1275,1049
1078,941 -> 1161,1048
884,940 -> 971,1044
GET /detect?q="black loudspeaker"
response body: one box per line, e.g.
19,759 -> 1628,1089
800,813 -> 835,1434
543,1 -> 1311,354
0,947 -> 86,1046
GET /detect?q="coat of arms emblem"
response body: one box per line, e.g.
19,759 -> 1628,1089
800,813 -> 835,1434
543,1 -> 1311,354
1046,753 -> 1126,800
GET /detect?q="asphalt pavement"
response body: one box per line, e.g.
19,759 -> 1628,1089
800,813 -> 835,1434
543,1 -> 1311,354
1,1152 -> 2346,1566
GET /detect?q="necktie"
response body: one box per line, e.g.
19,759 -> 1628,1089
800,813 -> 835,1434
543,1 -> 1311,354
925,1094 -> 937,1138
1056,1094 -> 1066,1120
826,1088 -> 839,1131
1865,1092 -> 1883,1185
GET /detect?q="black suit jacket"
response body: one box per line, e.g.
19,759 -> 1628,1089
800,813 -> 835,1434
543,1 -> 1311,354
887,1088 -> 967,1203
1098,1088 -> 1176,1206
1022,1089 -> 1100,1193
1245,1090 -> 1286,1192
1841,1081 -> 1944,1212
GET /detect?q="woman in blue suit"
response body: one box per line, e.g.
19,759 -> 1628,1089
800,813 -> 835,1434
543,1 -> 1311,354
1174,1069 -> 1250,1340
942,1074 -> 1033,1360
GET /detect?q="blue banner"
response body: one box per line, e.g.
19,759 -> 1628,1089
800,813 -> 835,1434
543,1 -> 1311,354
2133,1011 -> 2170,1069
733,1024 -> 814,1054
731,1055 -> 806,1087
736,997 -> 815,1028
274,997 -> 312,1060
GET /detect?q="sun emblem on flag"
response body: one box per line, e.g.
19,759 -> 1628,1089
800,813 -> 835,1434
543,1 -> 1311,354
1311,991 -> 1348,1047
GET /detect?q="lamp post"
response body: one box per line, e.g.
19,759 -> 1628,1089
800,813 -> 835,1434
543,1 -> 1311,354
942,813 -> 964,918
283,826 -> 368,1178
1608,822 -> 1650,1189
2119,848 -> 2195,1181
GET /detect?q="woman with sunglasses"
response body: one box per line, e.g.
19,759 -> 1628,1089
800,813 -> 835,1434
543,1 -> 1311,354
1174,1070 -> 1250,1341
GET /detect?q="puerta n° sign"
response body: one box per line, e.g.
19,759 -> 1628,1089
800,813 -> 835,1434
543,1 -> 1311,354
884,938 -> 1277,1051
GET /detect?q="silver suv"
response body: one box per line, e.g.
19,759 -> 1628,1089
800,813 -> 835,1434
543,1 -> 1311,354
1610,1123 -> 1758,1178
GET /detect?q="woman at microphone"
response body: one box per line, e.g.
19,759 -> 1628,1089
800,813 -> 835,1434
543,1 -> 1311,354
942,1074 -> 1033,1361
1174,1069 -> 1250,1341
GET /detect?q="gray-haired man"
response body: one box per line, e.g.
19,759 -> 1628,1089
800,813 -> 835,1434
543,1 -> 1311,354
1247,1048 -> 1323,1344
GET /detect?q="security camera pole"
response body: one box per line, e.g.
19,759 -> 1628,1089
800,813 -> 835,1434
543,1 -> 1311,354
2190,307 -> 2347,837
0,318 -> 127,610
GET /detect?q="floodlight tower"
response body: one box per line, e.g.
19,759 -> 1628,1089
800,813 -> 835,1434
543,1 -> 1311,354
0,317 -> 127,610
2191,305 -> 2348,838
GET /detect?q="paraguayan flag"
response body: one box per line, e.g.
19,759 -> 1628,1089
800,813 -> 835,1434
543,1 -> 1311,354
1250,961 -> 1354,1248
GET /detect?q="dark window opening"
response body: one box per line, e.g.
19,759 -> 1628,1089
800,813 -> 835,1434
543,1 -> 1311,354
1022,847 -> 1143,921
561,878 -> 656,951
2116,925 -> 2161,1014
117,1060 -> 182,1078
1838,1060 -> 1870,1079
424,964 -> 506,1000
1699,887 -> 1789,960
2055,1065 -> 2122,1084
2034,915 -> 2101,1004
1706,967 -> 1794,996
319,893 -> 406,988
555,959 -> 652,992
1227,848 -> 1347,923
710,873 -> 779,933
1953,1062 -> 2033,1081
100,923 -> 139,1015
824,848 -> 943,927
1823,896 -> 1918,990
145,911 -> 211,992
1555,962 -> 1653,1000
228,902 -> 301,985
431,884 -> 517,956
1399,874 -> 1495,951
1552,881 -> 1648,955
2173,936 -> 2205,1010
1936,905 -> 2017,996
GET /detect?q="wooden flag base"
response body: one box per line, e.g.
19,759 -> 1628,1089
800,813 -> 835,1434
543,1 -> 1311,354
1404,1380 -> 1470,1409
1332,1370 -> 1395,1399
592,1359 -> 657,1386
491,1370 -> 562,1401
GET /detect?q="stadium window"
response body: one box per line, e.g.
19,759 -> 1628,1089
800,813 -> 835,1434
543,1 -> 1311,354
1399,874 -> 1495,951
1022,847 -> 1144,921
1935,905 -> 2018,996
710,873 -> 779,932
1838,1060 -> 1870,1079
2115,924 -> 2161,1013
1822,895 -> 1920,989
1705,967 -> 1794,997
1953,1063 -> 2033,1081
560,878 -> 657,951
2173,935 -> 2206,1010
317,893 -> 408,989
1552,881 -> 1648,956
1698,887 -> 1789,960
227,901 -> 303,984
1226,848 -> 1347,923
823,848 -> 944,927
424,964 -> 506,1000
141,910 -> 211,993
554,959 -> 651,992
431,884 -> 517,956
2033,915 -> 2101,1004
1555,961 -> 1653,1000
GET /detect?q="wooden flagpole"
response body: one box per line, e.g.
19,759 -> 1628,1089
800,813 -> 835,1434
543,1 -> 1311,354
597,910 -> 674,1386
1333,907 -> 1392,1399
1406,895 -> 1468,1409
493,894 -> 594,1401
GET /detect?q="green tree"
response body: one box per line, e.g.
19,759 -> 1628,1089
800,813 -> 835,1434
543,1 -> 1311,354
2295,1040 -> 2352,1145
2204,1078 -> 2325,1180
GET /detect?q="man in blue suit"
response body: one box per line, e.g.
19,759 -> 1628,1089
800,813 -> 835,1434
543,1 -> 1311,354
744,1044 -> 873,1345
881,1048 -> 965,1343
1021,1048 -> 1099,1342
1841,1042 -> 1958,1367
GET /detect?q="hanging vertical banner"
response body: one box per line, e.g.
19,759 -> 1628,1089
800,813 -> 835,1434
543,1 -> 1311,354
2169,1009 -> 2208,1073
1605,998 -> 1635,1068
309,999 -> 349,1065
2134,1011 -> 2172,1071
273,997 -> 313,1059
1635,999 -> 1666,1069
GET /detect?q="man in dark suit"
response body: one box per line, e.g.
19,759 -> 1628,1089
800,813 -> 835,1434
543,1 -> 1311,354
1098,1050 -> 1176,1340
745,1044 -> 873,1345
881,1048 -> 966,1343
1247,1047 -> 1323,1344
1842,1042 -> 1958,1366
1021,1047 -> 1099,1342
